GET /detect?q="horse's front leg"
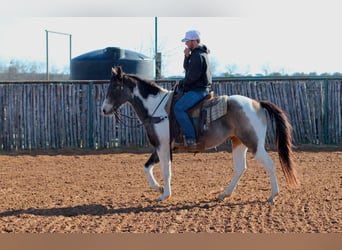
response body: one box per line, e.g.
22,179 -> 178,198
156,144 -> 172,202
144,150 -> 163,193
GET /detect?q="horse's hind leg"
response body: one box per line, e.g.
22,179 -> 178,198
144,150 -> 163,193
218,137 -> 247,201
255,146 -> 279,203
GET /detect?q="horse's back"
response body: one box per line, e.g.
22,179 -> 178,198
227,95 -> 264,115
227,94 -> 254,106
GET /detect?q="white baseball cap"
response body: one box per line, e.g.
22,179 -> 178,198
181,30 -> 201,42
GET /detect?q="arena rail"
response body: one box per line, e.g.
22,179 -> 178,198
0,77 -> 341,151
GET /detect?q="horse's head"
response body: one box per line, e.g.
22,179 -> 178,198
102,66 -> 132,115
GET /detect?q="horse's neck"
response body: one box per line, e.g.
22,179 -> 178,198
129,88 -> 169,122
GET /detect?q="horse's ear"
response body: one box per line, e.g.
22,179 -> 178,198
112,66 -> 123,79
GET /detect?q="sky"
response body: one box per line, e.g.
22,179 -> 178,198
0,0 -> 341,77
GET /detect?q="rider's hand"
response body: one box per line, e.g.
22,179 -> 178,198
184,47 -> 191,58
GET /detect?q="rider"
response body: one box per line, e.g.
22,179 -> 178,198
174,30 -> 212,147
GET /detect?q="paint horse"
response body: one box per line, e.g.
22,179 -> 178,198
102,66 -> 299,203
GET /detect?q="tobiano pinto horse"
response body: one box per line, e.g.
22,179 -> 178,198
102,66 -> 300,203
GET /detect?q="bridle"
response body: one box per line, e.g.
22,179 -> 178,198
111,75 -> 169,128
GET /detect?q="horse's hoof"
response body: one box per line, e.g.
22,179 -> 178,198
267,197 -> 275,203
217,194 -> 226,202
156,194 -> 170,202
152,185 -> 164,193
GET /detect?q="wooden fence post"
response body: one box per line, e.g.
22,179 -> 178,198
88,82 -> 94,148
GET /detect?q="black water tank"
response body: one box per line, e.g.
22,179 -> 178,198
70,47 -> 154,80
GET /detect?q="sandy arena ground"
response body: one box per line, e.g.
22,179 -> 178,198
0,145 -> 341,233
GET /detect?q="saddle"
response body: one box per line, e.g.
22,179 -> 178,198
165,91 -> 228,152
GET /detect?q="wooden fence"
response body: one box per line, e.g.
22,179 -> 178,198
0,77 -> 341,151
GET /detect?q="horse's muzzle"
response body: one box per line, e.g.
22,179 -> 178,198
101,100 -> 116,115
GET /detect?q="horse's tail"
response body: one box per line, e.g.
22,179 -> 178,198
260,101 -> 300,188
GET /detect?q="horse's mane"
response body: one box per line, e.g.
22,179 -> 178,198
125,73 -> 164,98
126,74 -> 161,89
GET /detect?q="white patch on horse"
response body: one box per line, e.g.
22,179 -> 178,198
144,165 -> 163,193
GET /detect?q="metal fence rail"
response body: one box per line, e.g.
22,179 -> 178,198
0,77 -> 341,151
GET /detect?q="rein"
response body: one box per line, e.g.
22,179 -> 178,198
113,111 -> 143,128
150,92 -> 169,118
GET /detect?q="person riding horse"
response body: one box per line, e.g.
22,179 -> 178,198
174,30 -> 212,148
102,66 -> 299,203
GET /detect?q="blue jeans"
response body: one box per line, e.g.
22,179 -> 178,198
174,90 -> 209,140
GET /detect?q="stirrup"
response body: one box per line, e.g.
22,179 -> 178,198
185,138 -> 198,148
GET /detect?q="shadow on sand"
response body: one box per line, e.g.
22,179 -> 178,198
0,199 -> 267,218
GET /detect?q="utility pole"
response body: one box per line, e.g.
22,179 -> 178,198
154,17 -> 161,79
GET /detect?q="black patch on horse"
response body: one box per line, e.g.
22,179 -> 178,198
144,150 -> 160,168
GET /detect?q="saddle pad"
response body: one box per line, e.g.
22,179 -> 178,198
205,95 -> 228,124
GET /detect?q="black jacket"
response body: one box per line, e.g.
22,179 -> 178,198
180,44 -> 212,92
